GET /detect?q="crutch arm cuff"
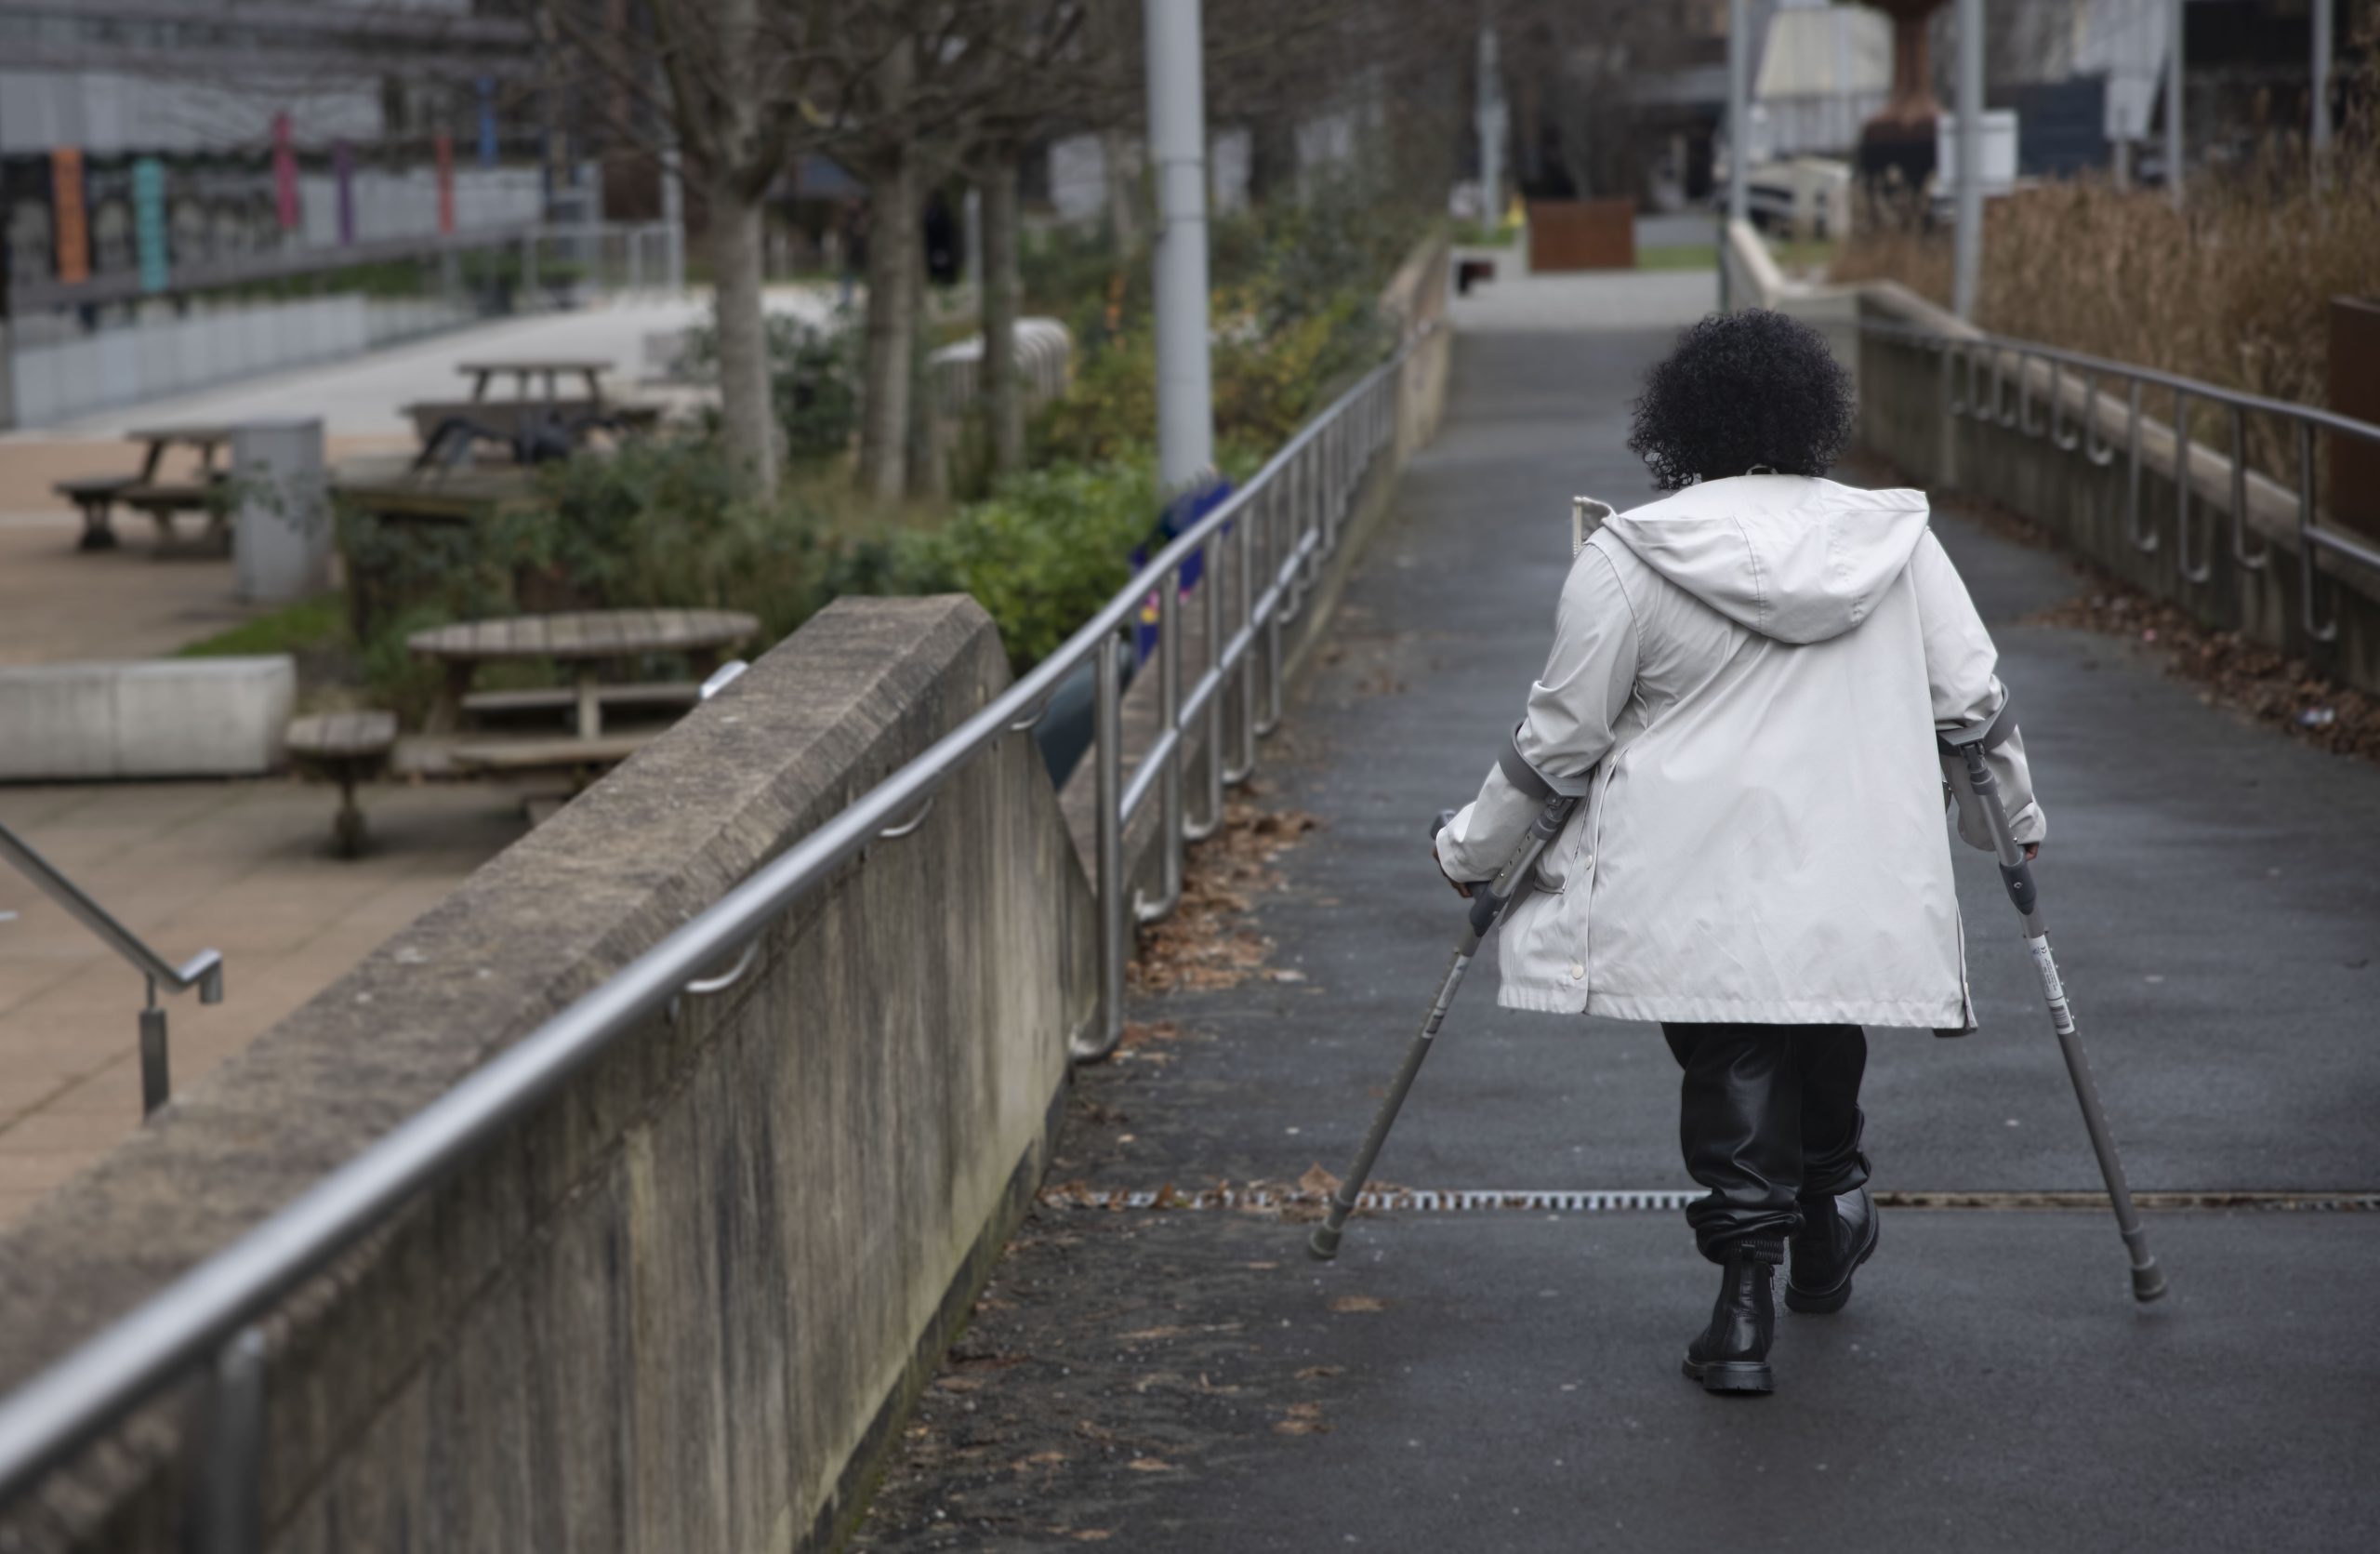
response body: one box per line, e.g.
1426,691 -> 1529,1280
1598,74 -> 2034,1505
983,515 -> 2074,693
1500,725 -> 1592,801
1937,691 -> 2018,758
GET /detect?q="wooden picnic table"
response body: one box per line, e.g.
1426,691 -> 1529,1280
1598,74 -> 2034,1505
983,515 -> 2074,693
112,424 -> 236,552
124,423 -> 234,478
458,358 -> 613,405
406,608 -> 757,739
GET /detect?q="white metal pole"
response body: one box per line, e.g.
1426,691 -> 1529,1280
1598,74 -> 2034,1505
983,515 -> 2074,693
1477,28 -> 1504,227
1954,0 -> 1983,321
1144,0 -> 1214,497
2312,0 -> 2334,170
1726,0 -> 1749,229
661,148 -> 685,292
2165,0 -> 2185,209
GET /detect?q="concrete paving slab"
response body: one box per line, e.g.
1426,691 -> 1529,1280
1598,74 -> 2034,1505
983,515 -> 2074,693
854,1205 -> 2380,1554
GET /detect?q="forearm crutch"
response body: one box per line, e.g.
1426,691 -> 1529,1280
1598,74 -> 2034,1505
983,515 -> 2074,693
1943,703 -> 2167,1302
1309,747 -> 1587,1261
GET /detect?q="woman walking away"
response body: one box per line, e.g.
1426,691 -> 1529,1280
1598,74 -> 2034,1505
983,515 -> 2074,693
1431,311 -> 2044,1396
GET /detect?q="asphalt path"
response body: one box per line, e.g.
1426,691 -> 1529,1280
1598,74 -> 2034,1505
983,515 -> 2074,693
853,276 -> 2380,1553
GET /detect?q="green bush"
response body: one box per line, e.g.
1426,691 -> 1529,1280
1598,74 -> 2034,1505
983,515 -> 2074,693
897,458 -> 1162,672
338,437 -> 849,721
682,312 -> 863,462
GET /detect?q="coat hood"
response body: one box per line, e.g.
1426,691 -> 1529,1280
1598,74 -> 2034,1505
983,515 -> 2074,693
1598,475 -> 1931,644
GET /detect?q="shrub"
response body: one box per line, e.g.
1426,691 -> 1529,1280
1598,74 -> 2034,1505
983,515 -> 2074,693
1831,46 -> 2380,485
683,312 -> 863,462
897,458 -> 1163,671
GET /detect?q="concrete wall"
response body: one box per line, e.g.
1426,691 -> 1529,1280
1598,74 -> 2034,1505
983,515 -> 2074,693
1857,284 -> 2380,695
7,295 -> 474,427
0,597 -> 1097,1553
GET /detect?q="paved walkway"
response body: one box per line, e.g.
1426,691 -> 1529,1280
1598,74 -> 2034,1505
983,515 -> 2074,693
853,272 -> 2380,1551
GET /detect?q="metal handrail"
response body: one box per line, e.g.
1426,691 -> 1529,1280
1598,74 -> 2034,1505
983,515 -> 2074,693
0,321 -> 1430,1530
1865,320 -> 2380,642
0,823 -> 223,1117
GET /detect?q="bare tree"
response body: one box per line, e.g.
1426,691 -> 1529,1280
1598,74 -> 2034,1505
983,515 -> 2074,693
964,0 -> 1093,474
841,0 -> 1089,501
542,0 -> 870,500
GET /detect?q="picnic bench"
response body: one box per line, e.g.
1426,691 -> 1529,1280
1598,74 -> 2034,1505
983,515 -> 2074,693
458,358 -> 613,405
407,611 -> 757,783
56,426 -> 233,553
284,711 -> 399,857
403,398 -> 665,469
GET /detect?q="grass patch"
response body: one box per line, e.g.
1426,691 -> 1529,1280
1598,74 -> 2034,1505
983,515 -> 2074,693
1637,243 -> 1717,272
177,594 -> 350,658
1767,237 -> 1838,273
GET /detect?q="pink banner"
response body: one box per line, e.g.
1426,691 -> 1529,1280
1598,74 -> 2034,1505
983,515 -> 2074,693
435,134 -> 456,234
272,113 -> 299,230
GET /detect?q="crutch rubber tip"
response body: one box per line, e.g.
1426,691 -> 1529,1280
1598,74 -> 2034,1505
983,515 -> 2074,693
1306,1224 -> 1343,1261
2131,1261 -> 2168,1303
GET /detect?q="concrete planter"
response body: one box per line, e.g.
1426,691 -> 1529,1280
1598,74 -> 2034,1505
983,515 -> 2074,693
0,657 -> 296,780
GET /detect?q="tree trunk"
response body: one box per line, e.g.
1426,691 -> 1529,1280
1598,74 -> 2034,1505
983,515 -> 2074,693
707,171 -> 779,499
979,153 -> 1025,475
906,233 -> 942,500
857,146 -> 918,504
1102,126 -> 1139,252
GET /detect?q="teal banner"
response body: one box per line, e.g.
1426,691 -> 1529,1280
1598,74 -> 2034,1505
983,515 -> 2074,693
132,155 -> 167,293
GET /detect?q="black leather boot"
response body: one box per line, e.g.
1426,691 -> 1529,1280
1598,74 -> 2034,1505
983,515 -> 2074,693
1786,1185 -> 1879,1315
1682,1244 -> 1779,1395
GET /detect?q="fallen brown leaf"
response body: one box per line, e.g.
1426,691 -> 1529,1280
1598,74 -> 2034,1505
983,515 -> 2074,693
1274,1401 -> 1332,1436
1329,1295 -> 1387,1313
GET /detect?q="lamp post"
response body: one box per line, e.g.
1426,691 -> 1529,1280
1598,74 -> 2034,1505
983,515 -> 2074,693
1953,0 -> 1982,322
1144,0 -> 1214,497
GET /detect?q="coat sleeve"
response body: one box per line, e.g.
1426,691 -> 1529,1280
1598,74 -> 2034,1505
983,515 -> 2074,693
1434,545 -> 1641,884
1910,529 -> 2047,849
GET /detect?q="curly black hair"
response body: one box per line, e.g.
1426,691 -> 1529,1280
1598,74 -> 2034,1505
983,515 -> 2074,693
1625,310 -> 1856,491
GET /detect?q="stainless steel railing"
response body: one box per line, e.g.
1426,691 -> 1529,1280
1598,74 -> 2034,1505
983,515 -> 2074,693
0,822 -> 223,1118
1861,319 -> 2380,643
0,321 -> 1431,1537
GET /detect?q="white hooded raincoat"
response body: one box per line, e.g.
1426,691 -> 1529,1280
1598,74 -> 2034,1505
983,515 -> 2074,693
1434,475 -> 2044,1031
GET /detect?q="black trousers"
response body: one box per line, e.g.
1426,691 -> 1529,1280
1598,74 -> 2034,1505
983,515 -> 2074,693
1660,1022 -> 1871,1264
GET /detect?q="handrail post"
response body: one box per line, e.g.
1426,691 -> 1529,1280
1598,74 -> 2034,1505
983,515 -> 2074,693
1139,566 -> 1184,922
185,1326 -> 264,1554
1082,630 -> 1126,1061
2126,379 -> 2155,551
1255,482 -> 1284,737
1301,441 -> 1321,595
1224,495 -> 1257,782
139,980 -> 168,1118
2230,405 -> 2268,568
1186,535 -> 1225,840
2175,387 -> 2210,582
2298,419 -> 2335,642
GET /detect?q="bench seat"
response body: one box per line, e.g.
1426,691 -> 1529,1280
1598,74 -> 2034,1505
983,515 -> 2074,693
286,711 -> 400,857
54,475 -> 139,551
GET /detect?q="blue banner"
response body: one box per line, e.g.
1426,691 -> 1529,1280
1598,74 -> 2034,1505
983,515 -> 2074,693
477,78 -> 498,166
